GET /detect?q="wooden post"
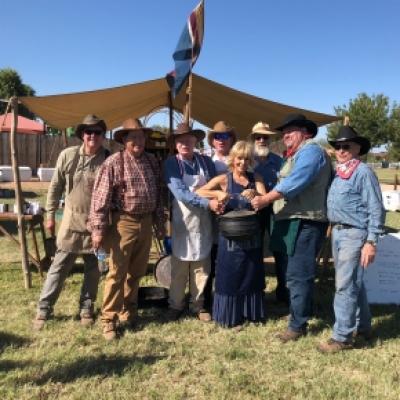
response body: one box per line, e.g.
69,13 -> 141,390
10,97 -> 32,288
62,129 -> 68,147
343,116 -> 350,126
168,90 -> 175,155
184,72 -> 193,124
394,174 -> 398,190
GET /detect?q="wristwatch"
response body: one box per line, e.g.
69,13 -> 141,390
365,240 -> 377,247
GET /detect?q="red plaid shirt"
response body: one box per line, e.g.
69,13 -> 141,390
89,150 -> 165,235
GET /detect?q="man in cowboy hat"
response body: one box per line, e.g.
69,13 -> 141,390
89,118 -> 165,340
318,126 -> 384,353
249,122 -> 286,303
203,121 -> 237,313
164,122 -> 221,322
207,121 -> 237,175
33,114 -> 109,330
251,113 -> 332,343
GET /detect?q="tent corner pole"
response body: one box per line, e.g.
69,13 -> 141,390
10,97 -> 32,289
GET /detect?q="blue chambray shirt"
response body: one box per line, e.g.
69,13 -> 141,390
274,143 -> 327,199
327,163 -> 385,242
254,152 -> 283,191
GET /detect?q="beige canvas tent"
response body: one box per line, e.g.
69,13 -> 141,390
20,74 -> 339,137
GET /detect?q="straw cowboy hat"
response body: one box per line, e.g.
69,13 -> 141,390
275,113 -> 318,138
207,121 -> 237,147
250,122 -> 279,139
328,125 -> 371,156
168,122 -> 205,145
113,118 -> 153,144
75,114 -> 107,140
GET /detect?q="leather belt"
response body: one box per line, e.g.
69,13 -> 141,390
332,222 -> 355,230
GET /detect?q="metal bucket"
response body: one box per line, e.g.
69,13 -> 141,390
154,255 -> 172,289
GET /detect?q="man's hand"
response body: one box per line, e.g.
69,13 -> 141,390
209,199 -> 225,214
46,218 -> 56,237
91,233 -> 103,250
360,242 -> 376,268
241,189 -> 257,201
251,195 -> 269,211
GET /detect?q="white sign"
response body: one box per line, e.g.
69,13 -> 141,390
364,232 -> 400,304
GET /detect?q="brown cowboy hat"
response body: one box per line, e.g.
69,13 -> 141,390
250,122 -> 280,138
75,114 -> 107,140
113,118 -> 153,144
207,121 -> 237,147
168,122 -> 205,145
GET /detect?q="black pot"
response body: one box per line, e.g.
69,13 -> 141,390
218,210 -> 260,240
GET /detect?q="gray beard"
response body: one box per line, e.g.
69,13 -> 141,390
254,145 -> 270,158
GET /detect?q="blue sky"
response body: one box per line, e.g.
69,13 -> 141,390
2,0 -> 399,135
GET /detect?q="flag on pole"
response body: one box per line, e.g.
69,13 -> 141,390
166,0 -> 204,97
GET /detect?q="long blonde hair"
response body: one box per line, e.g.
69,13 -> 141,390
226,140 -> 255,171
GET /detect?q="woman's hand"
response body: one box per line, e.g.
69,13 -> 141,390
216,190 -> 230,203
360,242 -> 376,268
241,189 -> 257,201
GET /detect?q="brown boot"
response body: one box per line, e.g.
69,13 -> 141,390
276,329 -> 306,343
102,322 -> 117,341
80,311 -> 95,328
198,310 -> 212,322
32,314 -> 47,331
317,338 -> 353,353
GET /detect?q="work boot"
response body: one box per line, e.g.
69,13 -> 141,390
32,313 -> 47,331
102,322 -> 117,341
198,310 -> 212,322
276,328 -> 306,343
353,329 -> 373,341
80,310 -> 95,328
165,308 -> 183,321
317,338 -> 353,353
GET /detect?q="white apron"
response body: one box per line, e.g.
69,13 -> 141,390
171,156 -> 213,261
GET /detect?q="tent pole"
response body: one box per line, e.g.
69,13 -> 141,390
62,129 -> 68,147
168,90 -> 175,155
344,115 -> 350,126
184,72 -> 193,124
10,97 -> 32,289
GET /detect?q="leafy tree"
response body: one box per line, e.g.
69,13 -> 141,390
327,93 -> 400,150
0,68 -> 36,118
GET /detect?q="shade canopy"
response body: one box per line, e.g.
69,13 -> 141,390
0,113 -> 45,135
20,74 -> 339,139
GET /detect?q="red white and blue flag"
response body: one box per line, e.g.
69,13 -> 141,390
166,1 -> 204,97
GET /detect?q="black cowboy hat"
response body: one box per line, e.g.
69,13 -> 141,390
275,113 -> 318,138
75,114 -> 107,140
328,125 -> 371,156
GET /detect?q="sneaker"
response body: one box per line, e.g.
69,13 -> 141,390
276,328 -> 306,343
102,322 -> 117,341
80,311 -> 95,327
198,310 -> 212,322
165,308 -> 183,321
32,314 -> 47,331
317,338 -> 353,353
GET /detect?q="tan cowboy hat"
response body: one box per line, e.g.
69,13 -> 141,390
250,122 -> 279,138
207,121 -> 237,147
168,122 -> 205,145
75,114 -> 107,140
114,118 -> 153,144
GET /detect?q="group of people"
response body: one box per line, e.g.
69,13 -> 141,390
32,112 -> 385,353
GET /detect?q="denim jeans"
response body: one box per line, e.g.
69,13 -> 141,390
286,220 -> 327,332
332,226 -> 371,342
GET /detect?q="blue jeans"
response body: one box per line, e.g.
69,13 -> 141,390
286,220 -> 327,332
332,227 -> 371,342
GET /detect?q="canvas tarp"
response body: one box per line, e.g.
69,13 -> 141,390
20,74 -> 339,139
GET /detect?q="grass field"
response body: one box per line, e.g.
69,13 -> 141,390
0,179 -> 399,399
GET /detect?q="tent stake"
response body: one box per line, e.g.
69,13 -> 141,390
10,97 -> 32,289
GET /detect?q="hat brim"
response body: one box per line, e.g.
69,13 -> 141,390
207,130 -> 237,147
114,127 -> 153,144
328,136 -> 371,156
275,119 -> 318,138
75,120 -> 107,140
168,129 -> 206,145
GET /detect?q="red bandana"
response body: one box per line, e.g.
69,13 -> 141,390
336,159 -> 360,179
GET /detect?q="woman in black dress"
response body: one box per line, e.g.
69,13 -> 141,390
197,141 -> 267,329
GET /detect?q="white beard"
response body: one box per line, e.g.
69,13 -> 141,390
254,144 -> 270,158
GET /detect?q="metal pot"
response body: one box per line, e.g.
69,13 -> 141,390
218,210 -> 260,240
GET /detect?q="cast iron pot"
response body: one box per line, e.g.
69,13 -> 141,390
218,210 -> 260,240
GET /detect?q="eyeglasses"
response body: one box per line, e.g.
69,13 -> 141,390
214,132 -> 231,141
254,135 -> 269,141
334,144 -> 351,151
84,128 -> 104,136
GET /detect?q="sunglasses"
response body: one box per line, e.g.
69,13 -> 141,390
334,143 -> 351,151
214,132 -> 231,141
254,135 -> 269,141
84,128 -> 104,136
